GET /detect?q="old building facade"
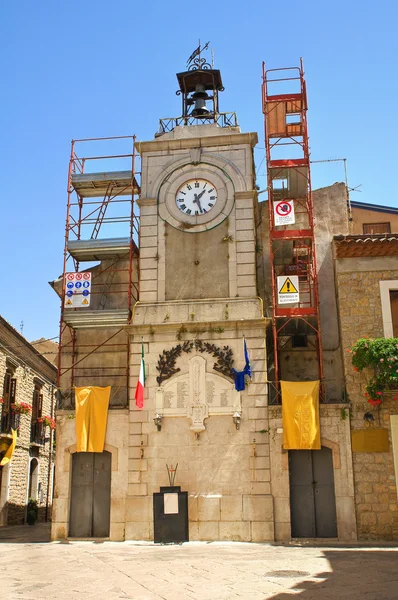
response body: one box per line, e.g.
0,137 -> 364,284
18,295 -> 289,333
51,57 -> 398,542
0,317 -> 57,525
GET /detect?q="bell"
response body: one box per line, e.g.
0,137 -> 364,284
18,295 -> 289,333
191,83 -> 210,117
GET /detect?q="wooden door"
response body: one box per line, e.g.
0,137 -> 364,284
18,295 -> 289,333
289,446 -> 337,538
69,451 -> 111,538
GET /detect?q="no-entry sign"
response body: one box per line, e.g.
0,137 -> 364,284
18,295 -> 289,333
273,200 -> 295,226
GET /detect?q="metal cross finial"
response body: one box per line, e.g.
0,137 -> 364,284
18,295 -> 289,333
186,40 -> 210,69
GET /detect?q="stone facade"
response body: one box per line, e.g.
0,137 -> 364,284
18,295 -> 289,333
335,254 -> 398,539
0,317 -> 57,526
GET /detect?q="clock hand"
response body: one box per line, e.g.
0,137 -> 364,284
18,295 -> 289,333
192,194 -> 203,213
196,189 -> 206,201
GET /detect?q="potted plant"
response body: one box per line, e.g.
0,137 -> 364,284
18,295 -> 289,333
38,415 -> 56,430
350,337 -> 398,405
26,498 -> 38,526
11,402 -> 32,416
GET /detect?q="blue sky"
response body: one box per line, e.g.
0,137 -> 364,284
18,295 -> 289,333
0,0 -> 396,342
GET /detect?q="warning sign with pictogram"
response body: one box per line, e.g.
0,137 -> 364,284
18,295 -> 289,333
64,272 -> 92,308
273,200 -> 295,226
277,275 -> 299,304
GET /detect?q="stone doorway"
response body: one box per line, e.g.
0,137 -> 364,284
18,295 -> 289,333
289,446 -> 337,538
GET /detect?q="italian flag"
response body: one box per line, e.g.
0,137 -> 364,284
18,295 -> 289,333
135,343 -> 146,410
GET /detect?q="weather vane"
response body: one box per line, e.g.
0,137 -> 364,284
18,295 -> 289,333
186,40 -> 211,70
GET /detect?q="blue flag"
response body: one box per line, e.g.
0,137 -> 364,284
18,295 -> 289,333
244,338 -> 252,379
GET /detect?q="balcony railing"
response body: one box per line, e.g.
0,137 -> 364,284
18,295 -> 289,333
0,409 -> 20,435
30,421 -> 45,445
158,112 -> 238,134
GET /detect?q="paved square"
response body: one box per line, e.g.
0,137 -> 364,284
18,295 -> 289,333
1,525 -> 398,599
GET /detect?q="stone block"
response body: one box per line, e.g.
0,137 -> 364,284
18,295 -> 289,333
127,483 -> 148,496
189,521 -> 199,541
140,269 -> 157,281
125,521 -> 151,540
274,498 -> 290,523
251,480 -> 271,496
128,458 -> 148,471
129,434 -> 148,446
236,286 -> 257,297
140,279 -> 158,292
243,495 -> 273,521
237,262 -> 256,276
52,498 -> 69,523
235,218 -> 254,232
236,250 -> 255,263
51,523 -> 67,541
221,495 -> 243,521
109,522 -> 125,541
198,521 -> 219,541
139,236 -> 157,248
139,291 -> 158,302
129,423 -> 142,435
111,498 -> 126,523
198,496 -> 221,521
249,457 -> 270,471
219,521 -> 251,541
274,522 -> 290,542
125,496 -> 152,521
238,275 -> 256,288
129,410 -> 149,422
188,496 -> 198,521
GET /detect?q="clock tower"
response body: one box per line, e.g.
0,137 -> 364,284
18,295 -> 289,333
127,51 -> 272,542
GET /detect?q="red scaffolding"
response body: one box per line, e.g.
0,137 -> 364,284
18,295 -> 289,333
57,136 -> 140,408
262,60 -> 323,402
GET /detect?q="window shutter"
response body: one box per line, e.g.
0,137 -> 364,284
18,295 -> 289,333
32,389 -> 39,421
39,394 -> 43,418
3,372 -> 12,410
10,378 -> 17,404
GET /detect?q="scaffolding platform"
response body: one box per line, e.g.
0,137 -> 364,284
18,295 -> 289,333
62,309 -> 130,329
67,238 -> 136,261
71,171 -> 140,198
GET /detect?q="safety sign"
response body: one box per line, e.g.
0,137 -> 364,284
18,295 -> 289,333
277,275 -> 299,304
273,200 -> 295,226
64,272 -> 91,308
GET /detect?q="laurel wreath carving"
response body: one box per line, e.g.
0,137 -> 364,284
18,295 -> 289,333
156,339 -> 234,385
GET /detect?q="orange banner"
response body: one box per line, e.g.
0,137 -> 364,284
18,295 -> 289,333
281,381 -> 321,450
75,386 -> 111,452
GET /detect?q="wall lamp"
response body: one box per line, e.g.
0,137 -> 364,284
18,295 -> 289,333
153,414 -> 163,431
233,411 -> 241,430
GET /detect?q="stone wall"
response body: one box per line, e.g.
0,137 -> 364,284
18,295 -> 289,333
335,263 -> 398,539
0,327 -> 57,526
126,299 -> 273,542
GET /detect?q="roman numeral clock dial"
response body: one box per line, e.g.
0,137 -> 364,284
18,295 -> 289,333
176,179 -> 217,216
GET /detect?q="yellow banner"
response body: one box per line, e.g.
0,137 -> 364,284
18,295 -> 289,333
0,429 -> 17,466
75,386 -> 111,452
281,381 -> 321,450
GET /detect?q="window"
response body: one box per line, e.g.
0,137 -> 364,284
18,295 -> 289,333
1,370 -> 16,433
391,290 -> 398,337
31,384 -> 44,444
380,281 -> 398,338
363,222 -> 391,235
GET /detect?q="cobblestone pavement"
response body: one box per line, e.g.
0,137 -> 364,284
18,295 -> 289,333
1,525 -> 398,599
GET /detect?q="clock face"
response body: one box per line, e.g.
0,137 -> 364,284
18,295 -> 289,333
175,179 -> 217,217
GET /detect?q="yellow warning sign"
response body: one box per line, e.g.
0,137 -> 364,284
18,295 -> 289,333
66,299 -> 72,306
279,277 -> 299,294
82,298 -> 89,305
277,275 -> 300,304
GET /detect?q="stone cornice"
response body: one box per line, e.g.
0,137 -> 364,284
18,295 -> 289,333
137,197 -> 157,207
135,132 -> 258,154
